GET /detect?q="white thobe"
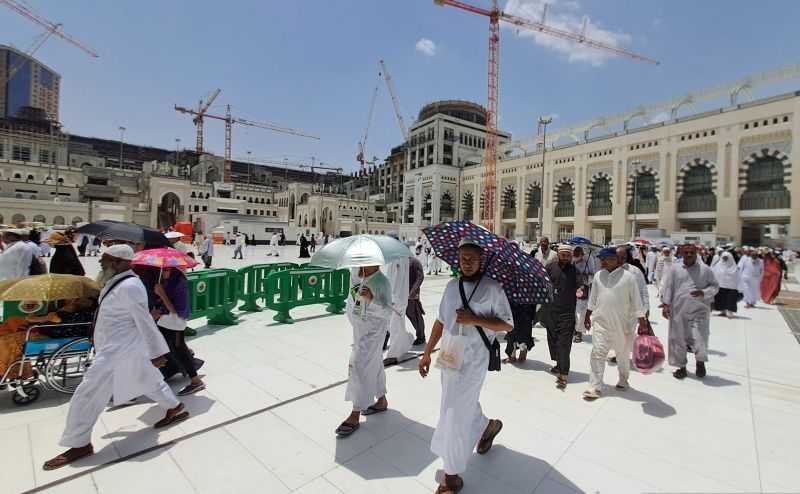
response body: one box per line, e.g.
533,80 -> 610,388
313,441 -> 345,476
661,261 -> 719,367
60,271 -> 178,448
574,256 -> 598,334
383,256 -> 414,359
0,241 -> 34,281
624,264 -> 650,313
430,276 -> 513,476
738,257 -> 763,305
645,251 -> 658,282
270,234 -> 281,256
534,248 -> 557,267
344,270 -> 392,410
655,255 -> 674,293
587,268 -> 645,390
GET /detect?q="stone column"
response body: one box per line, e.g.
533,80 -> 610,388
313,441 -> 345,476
658,147 -> 677,233
543,170 -> 554,238
789,101 -> 800,249
611,157 -> 627,241
431,171 -> 442,225
515,174 -> 525,240
716,133 -> 740,241
574,163 -> 588,236
413,173 -> 423,225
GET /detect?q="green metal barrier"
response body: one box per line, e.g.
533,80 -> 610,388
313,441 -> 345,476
237,263 -> 298,312
187,268 -> 240,326
264,267 -> 350,323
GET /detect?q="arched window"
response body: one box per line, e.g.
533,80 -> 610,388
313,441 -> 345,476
71,217 -> 83,225
740,155 -> 790,210
53,215 -> 65,225
461,191 -> 474,220
526,184 -> 542,217
440,191 -> 454,220
629,172 -> 659,214
33,214 -> 46,223
554,182 -> 574,217
683,166 -> 712,195
11,213 -> 25,224
588,177 -> 612,216
27,174 -> 34,181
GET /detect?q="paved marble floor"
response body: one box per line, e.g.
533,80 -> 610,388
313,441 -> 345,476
3,245 -> 799,493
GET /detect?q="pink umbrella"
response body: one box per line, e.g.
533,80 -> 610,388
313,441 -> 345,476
131,247 -> 198,271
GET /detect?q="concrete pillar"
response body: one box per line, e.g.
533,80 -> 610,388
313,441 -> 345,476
716,136 -> 740,240
431,172 -> 441,225
413,174 -> 423,225
611,158 -> 627,241
574,163 -> 588,236
658,148 -> 678,233
543,170 -> 554,238
789,100 -> 800,249
515,174 -> 525,240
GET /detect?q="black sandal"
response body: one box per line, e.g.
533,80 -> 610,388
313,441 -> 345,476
435,474 -> 463,494
335,421 -> 360,437
361,405 -> 387,416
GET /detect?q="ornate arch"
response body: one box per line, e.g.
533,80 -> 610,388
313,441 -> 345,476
626,164 -> 660,198
677,158 -> 717,196
739,148 -> 791,193
586,171 -> 614,202
501,184 -> 516,208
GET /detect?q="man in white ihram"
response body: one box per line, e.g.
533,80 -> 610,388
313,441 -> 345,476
382,234 -> 414,367
269,231 -> 281,257
43,245 -> 189,471
419,238 -> 513,494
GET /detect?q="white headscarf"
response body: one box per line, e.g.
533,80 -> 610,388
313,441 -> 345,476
713,251 -> 739,289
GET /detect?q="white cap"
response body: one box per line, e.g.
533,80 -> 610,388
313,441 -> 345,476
165,231 -> 183,239
104,244 -> 135,260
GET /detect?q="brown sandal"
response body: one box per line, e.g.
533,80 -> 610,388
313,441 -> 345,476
434,474 -> 463,493
154,403 -> 189,429
43,445 -> 94,471
476,419 -> 503,455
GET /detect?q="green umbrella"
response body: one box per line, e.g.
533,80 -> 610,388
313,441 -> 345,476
310,234 -> 412,268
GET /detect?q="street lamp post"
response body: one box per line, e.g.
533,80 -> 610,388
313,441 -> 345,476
537,116 -> 552,241
246,150 -> 252,184
175,138 -> 181,168
118,126 -> 126,169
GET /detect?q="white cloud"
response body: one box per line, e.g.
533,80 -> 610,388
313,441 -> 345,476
503,0 -> 632,67
415,38 -> 437,57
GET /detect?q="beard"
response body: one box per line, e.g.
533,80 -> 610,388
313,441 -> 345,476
95,266 -> 115,289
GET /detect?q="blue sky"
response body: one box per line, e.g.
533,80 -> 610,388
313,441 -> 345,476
4,0 -> 800,172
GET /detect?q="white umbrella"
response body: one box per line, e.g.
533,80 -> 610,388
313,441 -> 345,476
310,234 -> 411,268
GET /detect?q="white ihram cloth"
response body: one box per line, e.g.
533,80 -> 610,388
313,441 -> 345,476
60,271 -> 178,448
738,256 -> 764,305
344,269 -> 392,410
587,268 -> 645,391
430,276 -> 513,476
270,233 -> 281,256
624,264 -> 650,312
0,240 -> 34,281
712,253 -> 739,289
383,257 -> 414,360
655,255 -> 674,293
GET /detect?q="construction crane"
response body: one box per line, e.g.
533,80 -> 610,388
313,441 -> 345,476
182,88 -> 221,154
434,0 -> 658,233
174,103 -> 319,183
1,0 -> 99,58
357,59 -> 408,167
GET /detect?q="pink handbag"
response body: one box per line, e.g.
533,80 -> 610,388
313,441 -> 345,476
632,334 -> 665,374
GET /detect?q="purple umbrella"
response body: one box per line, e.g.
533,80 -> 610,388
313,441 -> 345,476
423,220 -> 552,305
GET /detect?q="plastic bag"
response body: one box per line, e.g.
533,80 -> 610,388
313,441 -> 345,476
435,329 -> 465,371
632,334 -> 665,374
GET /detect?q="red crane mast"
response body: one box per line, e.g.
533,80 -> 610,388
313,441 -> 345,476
434,0 -> 658,233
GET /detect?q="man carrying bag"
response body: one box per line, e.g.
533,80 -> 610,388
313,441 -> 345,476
419,238 -> 514,494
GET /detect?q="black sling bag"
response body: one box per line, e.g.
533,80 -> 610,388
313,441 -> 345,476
458,277 -> 501,372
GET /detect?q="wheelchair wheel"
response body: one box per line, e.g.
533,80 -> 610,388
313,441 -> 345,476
45,338 -> 94,394
12,385 -> 40,405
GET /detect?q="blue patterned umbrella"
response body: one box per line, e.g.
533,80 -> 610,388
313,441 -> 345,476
423,220 -> 552,305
